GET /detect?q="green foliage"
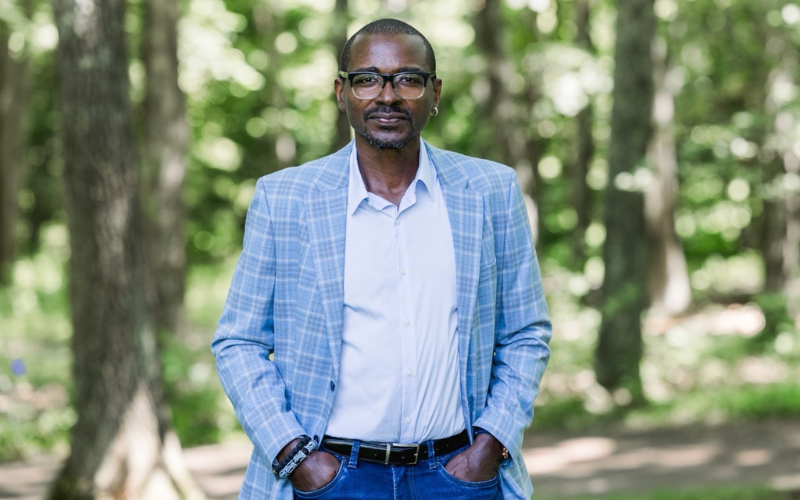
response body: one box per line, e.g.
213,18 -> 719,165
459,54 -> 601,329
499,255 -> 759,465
715,383 -> 800,420
0,403 -> 74,463
0,225 -> 73,462
4,5 -> 800,498
751,292 -> 792,346
530,397 -> 602,432
162,337 -> 227,447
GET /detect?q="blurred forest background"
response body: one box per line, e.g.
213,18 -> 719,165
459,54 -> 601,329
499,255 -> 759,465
1,0 -> 800,497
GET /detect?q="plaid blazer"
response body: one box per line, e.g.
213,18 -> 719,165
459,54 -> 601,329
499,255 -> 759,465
212,140 -> 551,499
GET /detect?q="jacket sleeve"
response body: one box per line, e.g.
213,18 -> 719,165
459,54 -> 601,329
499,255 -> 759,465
211,178 -> 306,463
472,172 -> 552,458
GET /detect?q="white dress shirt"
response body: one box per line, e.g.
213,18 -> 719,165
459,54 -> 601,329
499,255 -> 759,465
325,140 -> 465,443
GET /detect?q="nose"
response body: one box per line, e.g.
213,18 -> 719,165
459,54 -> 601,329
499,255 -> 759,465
375,77 -> 401,104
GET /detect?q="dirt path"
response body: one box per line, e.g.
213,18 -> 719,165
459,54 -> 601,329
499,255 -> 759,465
2,420 -> 799,499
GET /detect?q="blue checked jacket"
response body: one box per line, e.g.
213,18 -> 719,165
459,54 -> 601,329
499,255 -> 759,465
212,140 -> 551,499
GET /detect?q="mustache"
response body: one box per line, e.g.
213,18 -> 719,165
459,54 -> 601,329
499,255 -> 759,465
364,106 -> 412,120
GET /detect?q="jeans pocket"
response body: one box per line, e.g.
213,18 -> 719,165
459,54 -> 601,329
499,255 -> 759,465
438,447 -> 500,489
438,465 -> 499,489
293,459 -> 346,498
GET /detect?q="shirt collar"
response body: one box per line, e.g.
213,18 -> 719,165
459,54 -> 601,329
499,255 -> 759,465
347,139 -> 437,215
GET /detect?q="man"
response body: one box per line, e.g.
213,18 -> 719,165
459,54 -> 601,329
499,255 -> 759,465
212,19 -> 551,500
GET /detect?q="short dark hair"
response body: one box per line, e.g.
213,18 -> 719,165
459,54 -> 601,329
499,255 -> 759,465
339,19 -> 436,73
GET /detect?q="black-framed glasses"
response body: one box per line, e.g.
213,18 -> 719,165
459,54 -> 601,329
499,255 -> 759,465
338,71 -> 436,100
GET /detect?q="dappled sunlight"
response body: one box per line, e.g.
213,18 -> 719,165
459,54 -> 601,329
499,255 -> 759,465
646,303 -> 766,337
527,421 -> 800,498
770,473 -> 800,491
735,449 -> 771,467
178,0 -> 264,95
524,437 -> 616,474
183,441 -> 252,499
3,1 -> 800,498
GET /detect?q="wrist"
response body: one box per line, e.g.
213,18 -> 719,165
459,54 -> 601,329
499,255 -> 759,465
473,429 -> 509,461
272,435 -> 317,478
277,438 -> 303,462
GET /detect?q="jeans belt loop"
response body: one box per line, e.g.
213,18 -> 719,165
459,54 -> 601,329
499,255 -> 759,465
426,439 -> 437,469
348,440 -> 360,468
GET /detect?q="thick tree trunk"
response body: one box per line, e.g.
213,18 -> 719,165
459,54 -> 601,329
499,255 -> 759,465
571,0 -> 595,263
645,37 -> 691,316
141,0 -> 190,335
595,0 -> 655,399
331,0 -> 352,152
50,1 -> 203,498
0,6 -> 32,284
473,0 -> 517,167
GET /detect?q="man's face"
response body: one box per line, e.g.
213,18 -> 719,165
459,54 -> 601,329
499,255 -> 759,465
334,34 -> 441,150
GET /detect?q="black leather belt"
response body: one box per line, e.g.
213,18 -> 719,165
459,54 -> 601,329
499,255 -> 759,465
322,430 -> 470,466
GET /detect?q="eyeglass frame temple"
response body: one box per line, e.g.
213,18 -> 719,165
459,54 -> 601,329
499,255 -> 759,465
337,71 -> 436,98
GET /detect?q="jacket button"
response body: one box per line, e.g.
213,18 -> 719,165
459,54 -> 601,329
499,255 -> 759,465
330,381 -> 336,391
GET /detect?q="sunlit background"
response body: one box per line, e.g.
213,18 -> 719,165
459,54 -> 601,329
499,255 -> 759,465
1,0 -> 800,497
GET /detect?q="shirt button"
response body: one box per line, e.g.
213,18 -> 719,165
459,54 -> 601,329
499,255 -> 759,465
401,267 -> 407,275
407,370 -> 413,377
405,417 -> 411,424
404,318 -> 411,326
395,219 -> 401,226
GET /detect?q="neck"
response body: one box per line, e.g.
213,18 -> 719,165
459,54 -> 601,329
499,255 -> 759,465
354,136 -> 421,206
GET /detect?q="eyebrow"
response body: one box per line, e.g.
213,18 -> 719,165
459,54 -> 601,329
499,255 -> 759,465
351,66 -> 426,73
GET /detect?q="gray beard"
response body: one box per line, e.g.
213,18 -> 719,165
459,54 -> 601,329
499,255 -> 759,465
357,128 -> 414,150
359,106 -> 416,149
365,135 -> 411,149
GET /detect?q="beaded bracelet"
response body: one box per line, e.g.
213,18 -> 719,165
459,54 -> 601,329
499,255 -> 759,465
272,436 -> 318,478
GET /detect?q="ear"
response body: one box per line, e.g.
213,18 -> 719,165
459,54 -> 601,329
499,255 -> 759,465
334,78 -> 346,112
432,77 -> 442,109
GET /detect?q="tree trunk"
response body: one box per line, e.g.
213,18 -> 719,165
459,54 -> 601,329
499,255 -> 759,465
50,1 -> 203,498
762,188 -> 786,292
0,4 -> 32,284
141,0 -> 190,335
571,0 -> 595,264
473,0 -> 517,167
252,4 -> 294,171
644,36 -> 691,316
473,0 -> 545,241
780,147 -> 800,291
595,0 -> 655,399
331,0 -> 352,152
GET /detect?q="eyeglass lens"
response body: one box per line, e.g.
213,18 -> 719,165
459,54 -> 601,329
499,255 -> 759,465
351,73 -> 427,99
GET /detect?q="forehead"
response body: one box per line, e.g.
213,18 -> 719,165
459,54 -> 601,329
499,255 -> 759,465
347,34 -> 429,71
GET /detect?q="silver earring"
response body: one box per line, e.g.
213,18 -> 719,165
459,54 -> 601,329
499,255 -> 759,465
430,107 -> 439,117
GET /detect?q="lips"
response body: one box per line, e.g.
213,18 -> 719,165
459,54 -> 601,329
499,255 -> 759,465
365,107 -> 410,126
369,113 -> 407,125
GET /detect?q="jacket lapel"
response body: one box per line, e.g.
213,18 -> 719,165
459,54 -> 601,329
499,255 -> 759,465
304,140 -> 485,384
427,143 -> 484,392
305,143 -> 352,379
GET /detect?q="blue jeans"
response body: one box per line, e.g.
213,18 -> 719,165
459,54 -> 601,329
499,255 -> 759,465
293,440 -> 502,500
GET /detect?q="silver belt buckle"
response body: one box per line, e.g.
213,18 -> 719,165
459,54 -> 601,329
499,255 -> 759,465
388,442 -> 420,465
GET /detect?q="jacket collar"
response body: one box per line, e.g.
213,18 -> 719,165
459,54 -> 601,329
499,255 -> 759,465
312,139 -> 471,191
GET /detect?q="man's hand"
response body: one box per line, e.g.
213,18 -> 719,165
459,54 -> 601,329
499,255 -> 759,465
277,439 -> 340,492
444,432 -> 504,482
